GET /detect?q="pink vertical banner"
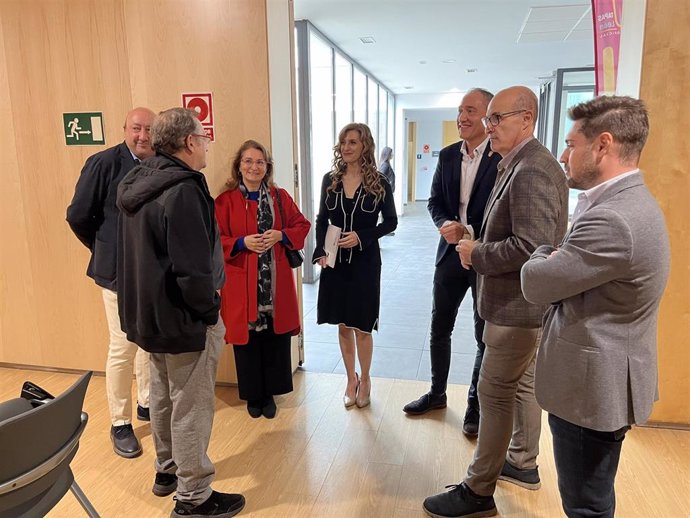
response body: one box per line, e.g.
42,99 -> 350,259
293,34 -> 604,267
592,0 -> 623,95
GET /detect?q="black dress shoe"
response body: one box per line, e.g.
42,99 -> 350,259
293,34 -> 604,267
403,392 -> 447,415
462,406 -> 480,437
172,490 -> 245,517
423,482 -> 497,518
262,396 -> 277,419
247,400 -> 262,418
152,472 -> 178,496
110,424 -> 142,458
137,403 -> 150,422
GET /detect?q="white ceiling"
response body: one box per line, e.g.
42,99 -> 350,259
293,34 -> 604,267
293,0 -> 594,97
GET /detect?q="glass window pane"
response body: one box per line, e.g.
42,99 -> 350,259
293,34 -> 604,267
335,53 -> 352,133
353,68 -> 367,123
368,78 -> 378,149
309,31 -> 334,216
388,92 -> 395,152
378,87 -> 388,150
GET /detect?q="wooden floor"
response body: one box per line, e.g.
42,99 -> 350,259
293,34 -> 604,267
1,367 -> 688,518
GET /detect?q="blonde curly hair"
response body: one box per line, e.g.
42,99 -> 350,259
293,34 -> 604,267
329,123 -> 385,201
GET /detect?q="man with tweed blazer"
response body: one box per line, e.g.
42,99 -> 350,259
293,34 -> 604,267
522,96 -> 670,518
423,86 -> 568,518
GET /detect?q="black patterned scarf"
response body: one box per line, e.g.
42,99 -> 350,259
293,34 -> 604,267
250,182 -> 274,332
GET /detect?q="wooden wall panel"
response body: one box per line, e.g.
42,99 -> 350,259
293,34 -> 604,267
638,1 -> 690,424
0,0 -> 272,382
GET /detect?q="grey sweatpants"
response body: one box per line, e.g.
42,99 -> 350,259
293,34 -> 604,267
149,319 -> 225,505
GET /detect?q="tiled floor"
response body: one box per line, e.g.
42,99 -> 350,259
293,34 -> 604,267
300,202 -> 478,386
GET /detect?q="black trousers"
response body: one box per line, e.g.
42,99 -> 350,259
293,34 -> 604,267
429,252 -> 485,408
549,413 -> 630,518
233,322 -> 293,401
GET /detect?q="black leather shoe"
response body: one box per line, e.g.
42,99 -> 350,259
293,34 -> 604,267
172,490 -> 246,517
498,460 -> 541,490
403,392 -> 447,415
110,424 -> 142,458
462,406 -> 480,437
247,400 -> 262,418
152,472 -> 178,496
262,396 -> 277,419
423,482 -> 497,518
137,403 -> 150,422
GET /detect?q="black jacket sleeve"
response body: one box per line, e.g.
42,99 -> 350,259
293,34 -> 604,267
355,180 -> 398,248
427,149 -> 453,229
66,153 -> 111,249
165,183 -> 220,325
311,173 -> 331,263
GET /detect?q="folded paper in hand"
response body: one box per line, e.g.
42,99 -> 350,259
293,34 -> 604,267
325,224 -> 341,268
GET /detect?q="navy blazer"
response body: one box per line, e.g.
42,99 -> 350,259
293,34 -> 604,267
427,141 -> 501,266
67,142 -> 137,290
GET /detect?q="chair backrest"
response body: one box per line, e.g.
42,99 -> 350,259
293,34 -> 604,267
0,371 -> 92,518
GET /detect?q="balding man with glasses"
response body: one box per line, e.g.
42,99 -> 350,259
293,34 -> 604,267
423,86 -> 568,518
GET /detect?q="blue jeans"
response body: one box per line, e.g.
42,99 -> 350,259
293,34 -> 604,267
549,413 -> 630,518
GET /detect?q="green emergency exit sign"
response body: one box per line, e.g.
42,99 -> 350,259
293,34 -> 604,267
63,112 -> 105,145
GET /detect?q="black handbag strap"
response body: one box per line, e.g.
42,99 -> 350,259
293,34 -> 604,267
274,188 -> 287,230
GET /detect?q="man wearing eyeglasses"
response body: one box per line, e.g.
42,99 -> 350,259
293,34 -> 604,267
66,107 -> 155,459
424,86 -> 568,518
116,108 -> 245,517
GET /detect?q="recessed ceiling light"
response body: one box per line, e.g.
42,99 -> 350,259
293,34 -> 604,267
359,36 -> 376,44
466,68 -> 478,73
442,59 -> 456,64
404,86 -> 414,90
419,60 -> 427,65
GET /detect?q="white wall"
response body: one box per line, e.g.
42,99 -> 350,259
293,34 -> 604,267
404,108 -> 458,200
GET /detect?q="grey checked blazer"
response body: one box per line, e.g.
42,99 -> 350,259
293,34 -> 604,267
471,138 -> 569,328
521,172 -> 670,431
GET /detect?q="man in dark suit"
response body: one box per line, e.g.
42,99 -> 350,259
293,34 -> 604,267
424,86 -> 568,518
522,96 -> 670,518
403,89 -> 500,438
66,107 -> 156,458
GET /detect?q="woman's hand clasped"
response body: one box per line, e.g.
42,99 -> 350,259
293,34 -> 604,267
245,230 -> 283,254
338,231 -> 359,249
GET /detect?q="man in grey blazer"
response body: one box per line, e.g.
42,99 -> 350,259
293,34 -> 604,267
521,96 -> 670,518
424,86 -> 568,518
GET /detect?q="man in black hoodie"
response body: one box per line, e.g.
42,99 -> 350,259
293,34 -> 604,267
117,108 -> 245,518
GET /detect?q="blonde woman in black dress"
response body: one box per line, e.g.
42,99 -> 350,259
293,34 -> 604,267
312,123 -> 397,408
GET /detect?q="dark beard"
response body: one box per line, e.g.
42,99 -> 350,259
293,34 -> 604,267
567,163 -> 601,190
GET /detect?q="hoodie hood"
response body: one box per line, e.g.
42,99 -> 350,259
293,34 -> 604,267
117,153 -> 203,214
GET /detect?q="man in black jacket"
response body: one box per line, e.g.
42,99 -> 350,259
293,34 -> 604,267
403,89 -> 500,437
117,108 -> 245,518
66,107 -> 155,458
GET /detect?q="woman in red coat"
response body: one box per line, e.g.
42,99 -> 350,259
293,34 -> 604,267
215,140 -> 310,419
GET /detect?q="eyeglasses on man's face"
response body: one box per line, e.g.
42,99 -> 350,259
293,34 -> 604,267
191,133 -> 212,141
241,158 -> 268,168
481,109 -> 528,128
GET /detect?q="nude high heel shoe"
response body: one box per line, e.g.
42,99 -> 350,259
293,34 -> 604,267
356,377 -> 371,408
343,373 -> 359,408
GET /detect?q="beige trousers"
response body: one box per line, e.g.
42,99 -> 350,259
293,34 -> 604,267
102,289 -> 150,426
465,322 -> 542,496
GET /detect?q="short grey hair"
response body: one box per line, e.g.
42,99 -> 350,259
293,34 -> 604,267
151,108 -> 200,155
467,88 -> 493,105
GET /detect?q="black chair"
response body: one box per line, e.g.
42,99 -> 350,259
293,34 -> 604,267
0,371 -> 100,518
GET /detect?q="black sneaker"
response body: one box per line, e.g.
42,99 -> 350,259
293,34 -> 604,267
247,400 -> 262,419
403,392 -> 447,415
137,404 -> 150,422
498,460 -> 541,490
153,472 -> 178,497
462,406 -> 480,437
262,396 -> 277,419
423,482 -> 496,518
172,490 -> 245,518
110,424 -> 142,458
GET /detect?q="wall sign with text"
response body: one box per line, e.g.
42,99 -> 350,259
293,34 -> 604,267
182,92 -> 215,141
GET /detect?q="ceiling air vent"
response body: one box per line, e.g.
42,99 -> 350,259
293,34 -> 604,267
359,36 -> 376,44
